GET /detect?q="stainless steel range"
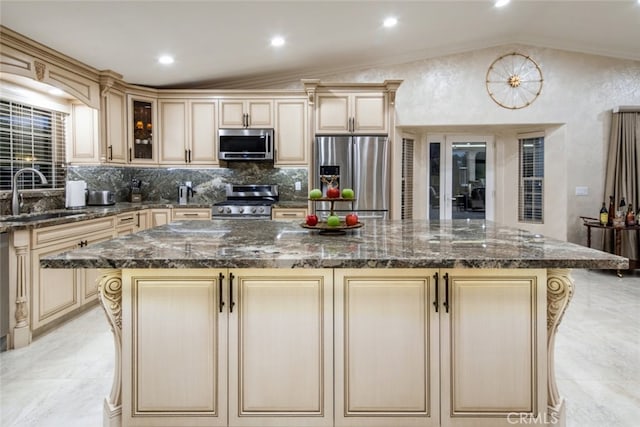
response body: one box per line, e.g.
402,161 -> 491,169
212,184 -> 278,219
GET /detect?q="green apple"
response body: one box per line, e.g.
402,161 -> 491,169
341,188 -> 354,199
309,188 -> 322,199
327,215 -> 340,227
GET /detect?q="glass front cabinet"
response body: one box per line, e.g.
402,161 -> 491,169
128,95 -> 157,164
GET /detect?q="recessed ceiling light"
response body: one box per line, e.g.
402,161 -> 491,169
158,55 -> 174,65
271,36 -> 285,47
383,17 -> 397,28
494,0 -> 510,7
48,88 -> 64,96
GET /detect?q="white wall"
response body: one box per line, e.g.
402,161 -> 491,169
290,44 -> 640,243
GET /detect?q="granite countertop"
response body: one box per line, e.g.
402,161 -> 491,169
0,202 -> 211,232
41,219 -> 628,270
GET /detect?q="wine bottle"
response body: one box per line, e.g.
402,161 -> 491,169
618,197 -> 626,219
607,195 -> 615,226
599,202 -> 608,226
626,203 -> 636,226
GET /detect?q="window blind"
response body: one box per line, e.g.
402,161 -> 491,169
518,136 -> 544,223
401,138 -> 414,220
0,99 -> 66,191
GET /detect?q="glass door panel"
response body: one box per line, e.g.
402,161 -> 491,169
429,135 -> 494,221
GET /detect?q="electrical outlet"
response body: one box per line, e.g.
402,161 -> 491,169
295,181 -> 301,191
575,186 -> 589,196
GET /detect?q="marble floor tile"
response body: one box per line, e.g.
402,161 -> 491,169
1,269 -> 639,427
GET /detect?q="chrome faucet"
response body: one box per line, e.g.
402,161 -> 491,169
12,168 -> 48,215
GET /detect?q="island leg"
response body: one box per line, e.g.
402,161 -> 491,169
97,270 -> 123,427
546,268 -> 575,427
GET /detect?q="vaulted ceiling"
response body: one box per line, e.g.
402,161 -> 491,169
1,1 -> 639,88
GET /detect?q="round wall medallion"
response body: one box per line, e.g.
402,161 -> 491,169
486,52 -> 543,109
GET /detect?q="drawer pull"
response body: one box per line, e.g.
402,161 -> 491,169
182,213 -> 200,217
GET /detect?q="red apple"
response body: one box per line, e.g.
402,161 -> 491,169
345,213 -> 358,226
326,187 -> 340,199
305,214 -> 318,226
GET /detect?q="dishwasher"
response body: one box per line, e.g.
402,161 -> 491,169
1,232 -> 8,352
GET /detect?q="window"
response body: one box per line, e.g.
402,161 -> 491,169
518,136 -> 544,223
401,138 -> 414,219
0,99 -> 66,191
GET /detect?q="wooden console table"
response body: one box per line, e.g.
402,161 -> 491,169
581,217 -> 639,276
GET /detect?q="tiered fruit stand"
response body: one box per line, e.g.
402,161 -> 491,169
301,197 -> 363,235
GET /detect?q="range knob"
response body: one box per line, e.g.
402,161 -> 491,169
251,207 -> 257,213
258,207 -> 265,213
225,207 -> 232,214
217,207 -> 224,213
238,207 -> 244,213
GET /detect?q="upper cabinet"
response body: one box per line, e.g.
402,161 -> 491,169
158,98 -> 218,166
69,103 -> 100,164
128,95 -> 157,164
274,98 -> 308,167
219,99 -> 273,128
303,80 -> 402,136
316,93 -> 387,134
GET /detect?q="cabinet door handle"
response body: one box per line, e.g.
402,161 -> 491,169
443,273 -> 450,313
129,147 -> 132,162
136,212 -> 140,228
108,145 -> 113,161
219,272 -> 225,313
185,149 -> 188,163
433,272 -> 439,313
229,272 -> 236,313
189,149 -> 192,163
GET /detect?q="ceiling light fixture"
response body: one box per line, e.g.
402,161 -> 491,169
271,36 -> 285,47
383,17 -> 397,28
158,55 -> 174,65
494,0 -> 510,7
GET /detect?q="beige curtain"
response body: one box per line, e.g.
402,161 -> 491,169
604,111 -> 639,261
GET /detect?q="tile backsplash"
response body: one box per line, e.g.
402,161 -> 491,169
0,163 -> 308,215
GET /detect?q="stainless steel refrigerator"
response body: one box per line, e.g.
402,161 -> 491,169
314,135 -> 389,219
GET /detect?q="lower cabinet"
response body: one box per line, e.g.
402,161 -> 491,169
121,268 -> 333,427
30,217 -> 115,331
117,268 -> 546,427
334,269 -> 440,427
271,207 -> 308,220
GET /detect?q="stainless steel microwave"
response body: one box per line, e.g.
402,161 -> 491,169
218,128 -> 274,161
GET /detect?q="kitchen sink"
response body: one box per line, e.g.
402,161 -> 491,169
1,211 -> 85,223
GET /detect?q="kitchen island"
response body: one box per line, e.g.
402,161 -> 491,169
42,219 -> 627,427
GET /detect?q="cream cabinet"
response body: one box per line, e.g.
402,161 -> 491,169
121,268 -> 333,427
274,99 -> 308,166
102,88 -> 128,164
271,207 -> 308,220
150,209 -> 171,227
439,269 -> 546,427
334,268 -> 547,427
69,103 -> 101,164
128,95 -> 158,164
315,92 -> 387,134
30,217 -> 116,331
115,210 -> 149,236
122,269 -> 228,426
219,99 -> 273,128
172,207 -> 212,221
334,269 -> 440,427
158,99 -> 218,165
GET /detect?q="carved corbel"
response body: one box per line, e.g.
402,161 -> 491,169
546,268 -> 574,423
34,60 -> 46,81
98,269 -> 123,422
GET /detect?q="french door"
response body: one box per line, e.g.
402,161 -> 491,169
428,135 -> 494,220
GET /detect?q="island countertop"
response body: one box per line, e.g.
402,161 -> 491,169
40,219 -> 628,270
